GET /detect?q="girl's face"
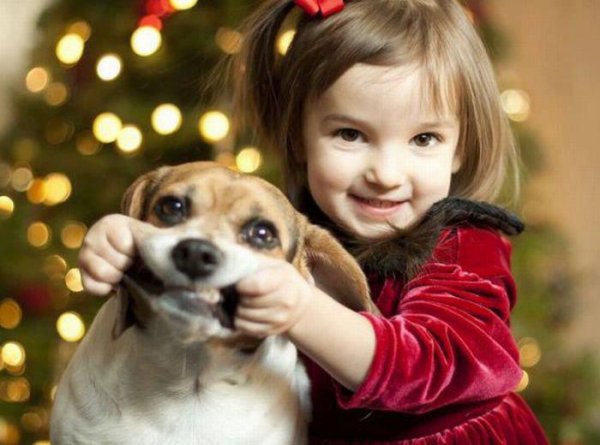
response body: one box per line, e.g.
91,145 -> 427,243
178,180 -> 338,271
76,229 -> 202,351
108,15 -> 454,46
302,63 -> 461,240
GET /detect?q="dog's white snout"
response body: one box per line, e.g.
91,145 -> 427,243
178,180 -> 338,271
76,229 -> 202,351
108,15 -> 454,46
172,238 -> 223,279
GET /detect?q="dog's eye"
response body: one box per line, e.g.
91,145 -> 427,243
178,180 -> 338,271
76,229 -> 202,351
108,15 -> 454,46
155,196 -> 187,224
242,219 -> 279,249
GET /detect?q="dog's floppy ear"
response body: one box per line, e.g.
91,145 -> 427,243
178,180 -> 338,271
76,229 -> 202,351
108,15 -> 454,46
295,221 -> 378,314
112,289 -> 135,339
120,166 -> 170,218
113,167 -> 169,338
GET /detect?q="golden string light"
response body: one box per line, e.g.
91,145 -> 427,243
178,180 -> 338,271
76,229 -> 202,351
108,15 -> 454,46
199,110 -> 230,143
131,26 -> 162,57
236,147 -> 263,173
76,131 -> 101,155
96,54 -> 123,81
43,173 -> 72,206
116,125 -> 143,153
93,112 -> 122,143
61,222 -> 87,249
0,196 -> 15,219
10,167 -> 33,192
26,179 -> 47,204
1,343 -> 25,368
501,89 -> 531,122
151,104 -> 182,135
56,33 -> 85,65
215,152 -> 237,169
27,222 -> 51,248
25,67 -> 50,93
0,300 -> 22,330
56,312 -> 86,342
67,20 -> 92,41
169,0 -> 198,10
43,254 -> 68,280
277,30 -> 296,56
65,268 -> 84,292
215,27 -> 243,54
515,370 -> 530,392
519,337 -> 542,368
44,82 -> 69,106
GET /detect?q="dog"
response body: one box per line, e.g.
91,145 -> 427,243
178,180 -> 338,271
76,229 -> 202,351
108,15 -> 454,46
50,162 -> 375,445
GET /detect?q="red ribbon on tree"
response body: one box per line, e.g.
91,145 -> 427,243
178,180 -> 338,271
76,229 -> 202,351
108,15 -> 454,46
294,0 -> 345,17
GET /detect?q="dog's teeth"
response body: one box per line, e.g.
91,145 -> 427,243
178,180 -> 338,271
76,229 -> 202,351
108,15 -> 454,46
194,286 -> 220,304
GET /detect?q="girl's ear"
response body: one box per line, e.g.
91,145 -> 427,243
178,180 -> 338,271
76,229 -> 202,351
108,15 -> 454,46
294,220 -> 378,314
451,151 -> 462,173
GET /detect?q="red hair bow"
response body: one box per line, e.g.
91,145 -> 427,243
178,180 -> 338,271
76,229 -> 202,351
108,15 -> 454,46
294,0 -> 345,17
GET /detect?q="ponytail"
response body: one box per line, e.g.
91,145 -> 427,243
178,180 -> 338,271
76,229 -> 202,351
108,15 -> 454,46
232,0 -> 296,150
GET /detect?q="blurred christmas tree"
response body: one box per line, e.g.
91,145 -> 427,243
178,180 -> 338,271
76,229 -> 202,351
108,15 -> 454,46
0,0 -> 598,444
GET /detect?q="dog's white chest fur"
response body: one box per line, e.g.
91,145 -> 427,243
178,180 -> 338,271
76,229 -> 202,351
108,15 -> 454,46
51,296 -> 310,445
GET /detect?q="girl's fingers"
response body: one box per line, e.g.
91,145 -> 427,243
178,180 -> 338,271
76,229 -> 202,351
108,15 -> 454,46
80,274 -> 114,296
233,319 -> 270,338
236,266 -> 285,295
235,306 -> 286,324
79,250 -> 126,285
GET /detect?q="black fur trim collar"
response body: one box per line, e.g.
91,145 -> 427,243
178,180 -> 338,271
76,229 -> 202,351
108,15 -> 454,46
299,191 -> 524,281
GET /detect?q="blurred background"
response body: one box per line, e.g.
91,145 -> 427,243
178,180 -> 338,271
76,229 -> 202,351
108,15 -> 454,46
0,0 -> 599,443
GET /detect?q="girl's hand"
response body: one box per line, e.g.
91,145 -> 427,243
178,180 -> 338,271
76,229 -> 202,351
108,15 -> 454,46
235,261 -> 315,338
78,214 -> 138,296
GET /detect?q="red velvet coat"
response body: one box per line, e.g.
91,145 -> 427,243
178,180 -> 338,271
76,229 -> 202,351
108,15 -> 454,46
304,226 -> 548,444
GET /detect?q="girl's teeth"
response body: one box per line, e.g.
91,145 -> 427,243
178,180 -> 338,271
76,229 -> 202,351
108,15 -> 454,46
358,197 -> 400,208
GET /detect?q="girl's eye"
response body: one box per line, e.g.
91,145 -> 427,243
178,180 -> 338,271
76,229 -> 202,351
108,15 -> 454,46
413,133 -> 440,147
337,128 -> 363,142
155,196 -> 187,224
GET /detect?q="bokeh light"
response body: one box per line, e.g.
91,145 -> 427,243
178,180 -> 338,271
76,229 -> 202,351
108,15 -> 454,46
65,268 -> 84,292
277,30 -> 296,56
10,167 -> 33,192
501,89 -> 531,122
56,312 -> 86,342
236,147 -> 263,173
1,343 -> 25,368
151,104 -> 182,135
76,131 -> 101,155
0,196 -> 15,219
0,300 -> 22,330
116,125 -> 143,153
96,54 -> 122,81
519,337 -> 542,368
67,20 -> 92,41
27,222 -> 51,248
131,26 -> 162,57
44,173 -> 72,206
26,179 -> 47,204
93,112 -> 122,143
169,0 -> 198,10
25,67 -> 50,93
199,110 -> 230,143
61,222 -> 87,249
44,82 -> 69,106
215,27 -> 242,54
56,33 -> 85,65
515,370 -> 530,392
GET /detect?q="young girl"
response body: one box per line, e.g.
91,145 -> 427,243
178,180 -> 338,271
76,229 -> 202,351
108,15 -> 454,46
79,0 -> 548,443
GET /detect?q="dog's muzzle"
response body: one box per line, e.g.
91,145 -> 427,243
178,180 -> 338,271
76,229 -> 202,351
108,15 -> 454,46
122,249 -> 239,329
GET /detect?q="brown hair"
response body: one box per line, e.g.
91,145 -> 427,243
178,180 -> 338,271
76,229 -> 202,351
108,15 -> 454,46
231,0 -> 519,206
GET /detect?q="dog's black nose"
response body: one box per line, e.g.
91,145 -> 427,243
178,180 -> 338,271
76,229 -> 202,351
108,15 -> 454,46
171,239 -> 223,279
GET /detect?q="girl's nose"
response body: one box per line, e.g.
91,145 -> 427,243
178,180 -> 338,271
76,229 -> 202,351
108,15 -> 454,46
364,146 -> 408,189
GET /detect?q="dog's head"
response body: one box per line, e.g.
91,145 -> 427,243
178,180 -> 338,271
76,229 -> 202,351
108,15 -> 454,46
115,162 -> 375,344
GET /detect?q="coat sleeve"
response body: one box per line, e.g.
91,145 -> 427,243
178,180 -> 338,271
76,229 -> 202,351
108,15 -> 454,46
335,227 -> 523,414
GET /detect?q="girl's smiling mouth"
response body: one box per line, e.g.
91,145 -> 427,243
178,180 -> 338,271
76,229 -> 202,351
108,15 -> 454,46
349,194 -> 408,218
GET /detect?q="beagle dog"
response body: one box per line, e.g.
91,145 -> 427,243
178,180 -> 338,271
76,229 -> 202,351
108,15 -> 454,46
50,162 -> 374,445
